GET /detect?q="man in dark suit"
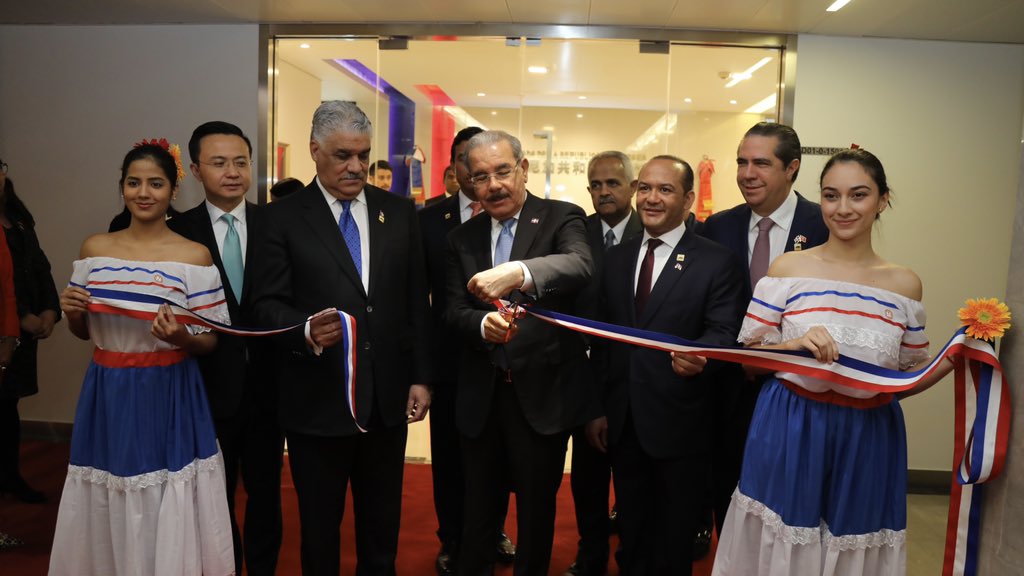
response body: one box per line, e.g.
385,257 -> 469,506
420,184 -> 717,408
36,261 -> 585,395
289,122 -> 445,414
586,155 -> 745,575
250,101 -> 431,576
699,122 -> 829,540
447,130 -> 593,576
169,121 -> 283,576
419,126 -> 483,575
562,151 -> 642,576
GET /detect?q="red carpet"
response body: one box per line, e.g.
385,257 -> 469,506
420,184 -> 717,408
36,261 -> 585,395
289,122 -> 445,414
4,441 -> 715,575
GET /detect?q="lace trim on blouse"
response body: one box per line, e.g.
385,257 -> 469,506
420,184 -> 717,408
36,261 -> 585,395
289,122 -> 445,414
66,454 -> 223,492
739,323 -> 929,370
732,490 -> 906,551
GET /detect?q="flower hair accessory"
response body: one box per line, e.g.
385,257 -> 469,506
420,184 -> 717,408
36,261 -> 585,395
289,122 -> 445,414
958,297 -> 1012,341
134,138 -> 186,184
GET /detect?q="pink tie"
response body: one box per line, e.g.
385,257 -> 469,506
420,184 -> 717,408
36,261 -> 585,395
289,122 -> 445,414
749,217 -> 774,289
469,201 -> 482,217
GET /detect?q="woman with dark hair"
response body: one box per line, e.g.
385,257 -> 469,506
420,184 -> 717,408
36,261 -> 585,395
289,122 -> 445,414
0,165 -> 61,506
706,149 -> 954,576
49,141 -> 234,574
0,158 -> 25,551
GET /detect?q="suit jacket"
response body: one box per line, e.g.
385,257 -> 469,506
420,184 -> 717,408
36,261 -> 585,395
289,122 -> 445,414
418,194 -> 475,385
575,210 -> 643,320
594,225 -> 746,459
169,200 -> 273,419
250,181 -> 431,436
700,191 -> 828,299
446,193 -> 593,438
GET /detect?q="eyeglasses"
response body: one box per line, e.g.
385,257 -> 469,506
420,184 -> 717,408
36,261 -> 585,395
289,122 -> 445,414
198,159 -> 251,170
470,165 -> 520,187
0,162 -> 7,175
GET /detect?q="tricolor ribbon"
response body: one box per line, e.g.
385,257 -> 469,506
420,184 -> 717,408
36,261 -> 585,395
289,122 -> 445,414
76,284 -> 363,431
518,305 -> 1009,576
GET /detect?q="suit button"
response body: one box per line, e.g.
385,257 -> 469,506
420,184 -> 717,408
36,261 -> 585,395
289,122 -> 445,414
363,342 -> 371,351
366,305 -> 373,313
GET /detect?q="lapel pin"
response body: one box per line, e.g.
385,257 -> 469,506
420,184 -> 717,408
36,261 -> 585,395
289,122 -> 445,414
676,254 -> 686,262
674,263 -> 682,271
792,235 -> 807,251
444,212 -> 452,220
378,211 -> 385,224
530,217 -> 540,224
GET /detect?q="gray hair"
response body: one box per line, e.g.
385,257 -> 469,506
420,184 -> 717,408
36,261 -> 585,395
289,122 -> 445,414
310,100 -> 372,144
587,150 -> 634,182
462,130 -> 523,170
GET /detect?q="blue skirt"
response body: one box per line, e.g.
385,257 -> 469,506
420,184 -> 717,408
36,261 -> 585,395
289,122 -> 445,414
69,356 -> 220,478
738,378 -> 908,537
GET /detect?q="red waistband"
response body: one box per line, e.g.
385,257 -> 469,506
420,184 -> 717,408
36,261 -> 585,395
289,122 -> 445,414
92,348 -> 188,368
779,379 -> 894,409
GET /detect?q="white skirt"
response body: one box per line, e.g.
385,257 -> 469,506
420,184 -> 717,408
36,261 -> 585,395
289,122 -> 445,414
48,452 -> 236,576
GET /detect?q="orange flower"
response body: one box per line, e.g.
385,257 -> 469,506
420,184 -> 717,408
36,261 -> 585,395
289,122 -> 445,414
958,298 -> 1012,341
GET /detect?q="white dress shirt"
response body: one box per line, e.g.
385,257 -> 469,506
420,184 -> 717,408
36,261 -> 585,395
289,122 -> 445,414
601,215 -> 632,248
205,200 -> 248,264
317,177 -> 370,293
634,221 -> 687,293
747,191 -> 798,267
458,191 -> 476,224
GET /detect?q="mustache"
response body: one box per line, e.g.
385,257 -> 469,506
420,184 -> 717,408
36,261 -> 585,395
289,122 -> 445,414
598,196 -> 617,205
486,192 -> 511,202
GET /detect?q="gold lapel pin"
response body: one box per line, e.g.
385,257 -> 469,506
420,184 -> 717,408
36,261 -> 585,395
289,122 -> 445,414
676,254 -> 686,262
530,217 -> 540,224
378,211 -> 385,224
793,235 -> 807,251
444,212 -> 452,220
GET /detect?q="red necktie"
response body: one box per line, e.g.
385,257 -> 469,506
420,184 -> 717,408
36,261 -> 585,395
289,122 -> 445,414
749,217 -> 774,290
635,238 -> 662,317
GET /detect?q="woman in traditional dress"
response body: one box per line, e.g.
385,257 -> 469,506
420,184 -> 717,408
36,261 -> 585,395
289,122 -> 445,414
50,141 -> 234,575
704,148 -> 954,576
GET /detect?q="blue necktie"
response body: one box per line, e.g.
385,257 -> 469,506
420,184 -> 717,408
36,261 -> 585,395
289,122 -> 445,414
220,213 -> 244,302
493,218 -> 515,267
339,199 -> 362,276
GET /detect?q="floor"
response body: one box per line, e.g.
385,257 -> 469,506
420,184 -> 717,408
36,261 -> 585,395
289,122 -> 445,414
907,493 -> 949,576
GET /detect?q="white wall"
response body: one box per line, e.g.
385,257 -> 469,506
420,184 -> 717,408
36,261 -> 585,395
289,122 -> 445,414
792,34 -> 1024,471
274,58 -> 320,185
0,24 -> 260,423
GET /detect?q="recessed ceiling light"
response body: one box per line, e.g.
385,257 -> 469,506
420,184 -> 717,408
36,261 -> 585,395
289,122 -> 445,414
684,97 -> 693,103
528,66 -> 548,74
477,92 -> 486,97
555,184 -> 566,192
491,111 -> 498,116
826,0 -> 853,11
578,96 -> 587,100
542,125 -> 554,131
576,113 -> 584,119
729,100 -> 737,105
299,43 -> 311,49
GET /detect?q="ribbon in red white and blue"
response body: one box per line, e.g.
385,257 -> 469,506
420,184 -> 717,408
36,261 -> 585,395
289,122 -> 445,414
74,283 -> 363,431
518,305 -> 1009,576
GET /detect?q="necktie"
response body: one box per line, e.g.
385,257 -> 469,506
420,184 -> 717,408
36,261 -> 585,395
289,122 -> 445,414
604,229 -> 616,251
493,218 -> 515,267
339,199 -> 362,276
469,201 -> 482,218
220,213 -> 244,302
749,217 -> 775,289
635,238 -> 662,317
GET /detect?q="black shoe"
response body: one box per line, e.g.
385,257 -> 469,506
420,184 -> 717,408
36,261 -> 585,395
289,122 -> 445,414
563,558 -> 606,576
693,527 -> 712,560
496,532 -> 516,564
436,547 -> 455,575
